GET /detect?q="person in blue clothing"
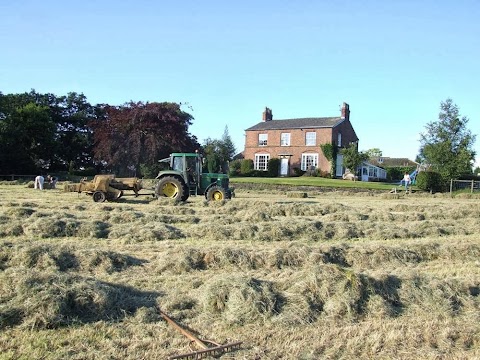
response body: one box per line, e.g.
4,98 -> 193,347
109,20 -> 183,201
402,172 -> 411,191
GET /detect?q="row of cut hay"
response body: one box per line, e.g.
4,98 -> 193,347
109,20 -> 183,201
0,257 -> 478,332
199,275 -> 280,325
372,239 -> 480,265
153,241 -> 480,274
287,315 -> 480,359
1,242 -> 145,274
0,269 -> 157,329
282,268 -> 479,324
185,216 -> 480,242
197,200 -> 480,226
4,194 -> 480,224
3,197 -> 480,244
194,265 -> 479,326
195,198 -> 480,222
0,218 -> 111,239
108,223 -> 185,243
0,214 -> 185,241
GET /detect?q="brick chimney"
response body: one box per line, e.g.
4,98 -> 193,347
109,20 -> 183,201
341,102 -> 350,120
262,107 -> 273,122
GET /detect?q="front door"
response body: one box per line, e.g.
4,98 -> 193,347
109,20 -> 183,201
280,158 -> 289,176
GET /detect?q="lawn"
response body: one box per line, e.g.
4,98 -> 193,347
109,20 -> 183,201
230,176 -> 402,191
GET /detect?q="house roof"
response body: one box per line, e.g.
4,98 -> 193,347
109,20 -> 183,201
369,157 -> 418,167
245,117 -> 344,131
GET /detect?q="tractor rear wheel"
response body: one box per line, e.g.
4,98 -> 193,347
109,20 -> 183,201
156,176 -> 189,201
206,186 -> 229,201
93,191 -> 106,203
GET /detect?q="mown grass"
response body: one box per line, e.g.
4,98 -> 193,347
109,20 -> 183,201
0,183 -> 479,359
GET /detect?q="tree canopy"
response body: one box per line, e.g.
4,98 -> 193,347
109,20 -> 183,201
0,90 -> 96,173
90,101 -> 199,175
202,126 -> 236,173
365,148 -> 383,158
419,98 -> 476,180
340,143 -> 369,173
0,91 -> 198,176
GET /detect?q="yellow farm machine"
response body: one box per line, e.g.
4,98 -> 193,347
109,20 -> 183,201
65,175 -> 143,203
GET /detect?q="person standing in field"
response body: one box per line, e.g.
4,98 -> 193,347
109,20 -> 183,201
47,175 -> 58,189
403,172 -> 411,191
34,175 -> 45,190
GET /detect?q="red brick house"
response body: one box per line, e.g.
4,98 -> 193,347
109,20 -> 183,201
243,102 -> 359,176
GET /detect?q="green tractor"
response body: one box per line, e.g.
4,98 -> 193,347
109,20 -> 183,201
155,152 -> 234,202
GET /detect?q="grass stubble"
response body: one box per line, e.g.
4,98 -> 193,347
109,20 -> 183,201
0,183 -> 479,359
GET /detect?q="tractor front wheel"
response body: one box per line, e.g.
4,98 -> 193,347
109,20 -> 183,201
92,191 -> 106,203
206,186 -> 229,201
155,176 -> 189,201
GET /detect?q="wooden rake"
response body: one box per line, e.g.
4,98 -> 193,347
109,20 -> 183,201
157,306 -> 242,359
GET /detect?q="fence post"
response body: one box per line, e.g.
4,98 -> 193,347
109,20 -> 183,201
450,179 -> 453,196
472,180 -> 475,193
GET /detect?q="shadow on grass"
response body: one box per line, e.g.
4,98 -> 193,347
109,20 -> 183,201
0,272 -> 163,329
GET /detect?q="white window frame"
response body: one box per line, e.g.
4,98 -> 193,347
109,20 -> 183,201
337,133 -> 342,147
280,133 -> 291,146
305,132 -> 316,146
254,154 -> 270,171
301,153 -> 318,171
258,133 -> 268,146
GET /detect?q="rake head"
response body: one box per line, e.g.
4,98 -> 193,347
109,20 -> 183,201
169,341 -> 243,360
157,305 -> 242,359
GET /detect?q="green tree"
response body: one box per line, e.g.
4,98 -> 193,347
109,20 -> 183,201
49,92 -> 99,171
0,100 -> 56,173
202,126 -> 236,173
0,90 -> 99,173
419,99 -> 476,181
221,126 -> 236,162
365,148 -> 383,158
340,143 -> 369,173
203,138 -> 221,173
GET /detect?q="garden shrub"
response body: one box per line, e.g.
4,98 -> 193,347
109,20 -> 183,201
293,167 -> 305,177
228,159 -> 242,177
267,158 -> 280,177
416,171 -> 444,192
240,159 -> 254,175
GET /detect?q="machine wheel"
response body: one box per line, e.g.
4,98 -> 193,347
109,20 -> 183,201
156,176 -> 189,201
206,186 -> 228,201
92,191 -> 106,203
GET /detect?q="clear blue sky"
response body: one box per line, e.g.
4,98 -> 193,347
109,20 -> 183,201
1,0 -> 479,166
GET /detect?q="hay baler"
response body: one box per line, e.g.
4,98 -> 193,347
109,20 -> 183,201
66,175 -> 143,202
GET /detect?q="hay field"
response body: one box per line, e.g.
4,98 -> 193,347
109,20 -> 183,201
0,184 -> 479,359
